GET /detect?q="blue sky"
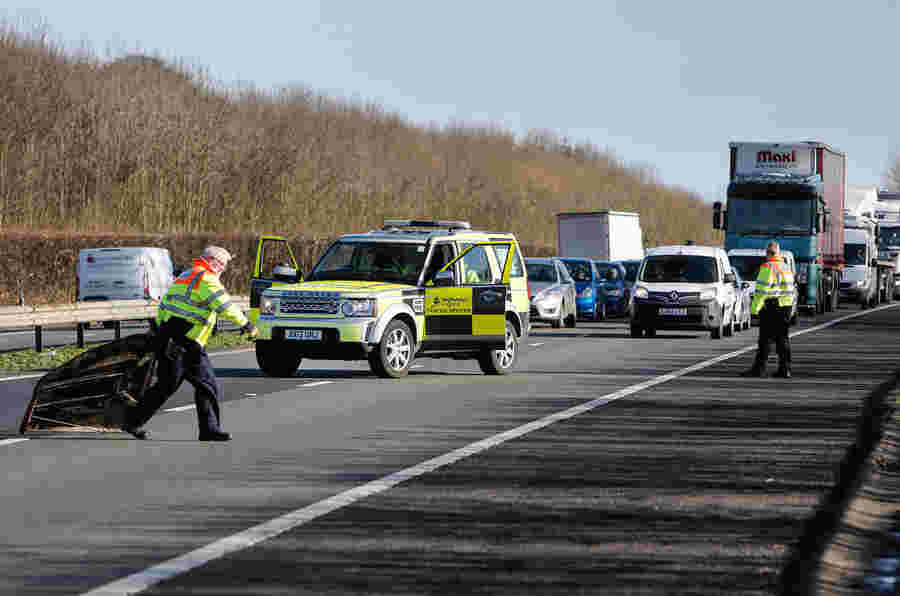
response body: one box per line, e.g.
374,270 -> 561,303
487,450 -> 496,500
4,1 -> 899,202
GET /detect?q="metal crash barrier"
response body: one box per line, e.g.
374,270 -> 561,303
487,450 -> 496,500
0,297 -> 249,352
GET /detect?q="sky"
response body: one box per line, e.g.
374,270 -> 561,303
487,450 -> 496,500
4,1 -> 900,202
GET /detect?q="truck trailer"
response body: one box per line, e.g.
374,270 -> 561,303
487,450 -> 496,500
875,191 -> 900,298
714,141 -> 845,314
556,211 -> 644,262
841,213 -> 895,307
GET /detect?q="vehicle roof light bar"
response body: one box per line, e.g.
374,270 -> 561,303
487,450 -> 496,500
382,219 -> 472,231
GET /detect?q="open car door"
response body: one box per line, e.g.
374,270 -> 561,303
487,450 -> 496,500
423,241 -> 513,351
250,235 -> 302,325
20,333 -> 158,434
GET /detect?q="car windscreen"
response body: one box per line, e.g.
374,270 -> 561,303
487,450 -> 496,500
844,243 -> 866,266
640,255 -> 718,283
622,261 -> 640,283
561,260 -> 592,282
525,262 -> 557,283
308,241 -> 427,284
728,255 -> 767,281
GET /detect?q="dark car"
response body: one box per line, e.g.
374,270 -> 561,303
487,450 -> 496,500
616,259 -> 643,315
560,258 -> 608,320
593,261 -> 628,316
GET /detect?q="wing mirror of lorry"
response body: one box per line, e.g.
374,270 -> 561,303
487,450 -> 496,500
433,270 -> 455,287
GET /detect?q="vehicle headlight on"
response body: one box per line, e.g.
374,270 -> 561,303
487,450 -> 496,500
341,298 -> 376,317
260,297 -> 278,315
795,263 -> 808,284
578,287 -> 593,298
700,288 -> 718,301
633,285 -> 649,300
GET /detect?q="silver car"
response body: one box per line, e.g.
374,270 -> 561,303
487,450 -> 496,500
525,257 -> 577,328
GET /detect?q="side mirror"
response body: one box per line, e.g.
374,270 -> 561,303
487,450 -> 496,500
713,201 -> 722,230
741,281 -> 751,290
272,265 -> 300,283
724,272 -> 736,283
434,270 -> 454,287
872,258 -> 879,267
173,263 -> 187,276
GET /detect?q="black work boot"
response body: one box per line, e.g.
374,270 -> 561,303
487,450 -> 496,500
123,425 -> 150,440
739,363 -> 767,378
198,430 -> 231,442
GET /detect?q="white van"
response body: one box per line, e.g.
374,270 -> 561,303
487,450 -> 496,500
628,245 -> 737,339
77,247 -> 175,302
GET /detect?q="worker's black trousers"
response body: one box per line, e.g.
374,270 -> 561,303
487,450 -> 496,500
129,338 -> 223,434
754,301 -> 792,369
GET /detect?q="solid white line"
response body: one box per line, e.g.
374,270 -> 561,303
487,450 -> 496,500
0,373 -> 43,383
297,381 -> 333,388
529,342 -> 545,347
0,438 -> 28,447
73,301 -> 900,596
162,405 -> 196,413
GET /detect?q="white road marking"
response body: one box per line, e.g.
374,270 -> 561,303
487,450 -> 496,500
162,405 -> 196,413
0,373 -> 43,383
0,438 -> 28,447
410,364 -> 424,369
529,342 -> 545,347
297,381 -> 333,388
79,303 -> 897,596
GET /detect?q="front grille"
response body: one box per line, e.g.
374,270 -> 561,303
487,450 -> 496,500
646,291 -> 701,304
279,298 -> 340,315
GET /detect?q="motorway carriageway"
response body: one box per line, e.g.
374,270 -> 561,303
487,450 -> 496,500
0,302 -> 898,595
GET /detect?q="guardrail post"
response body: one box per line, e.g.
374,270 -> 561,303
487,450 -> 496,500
114,320 -> 121,341
35,326 -> 43,353
76,323 -> 85,348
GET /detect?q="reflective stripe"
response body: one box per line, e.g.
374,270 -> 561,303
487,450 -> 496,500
187,272 -> 204,296
199,289 -> 226,308
159,302 -> 209,325
214,301 -> 233,314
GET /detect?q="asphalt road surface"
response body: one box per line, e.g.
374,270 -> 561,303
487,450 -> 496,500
1,302 -> 898,595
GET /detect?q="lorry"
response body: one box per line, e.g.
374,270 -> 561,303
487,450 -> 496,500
713,141 -> 845,314
876,191 -> 900,299
556,211 -> 644,261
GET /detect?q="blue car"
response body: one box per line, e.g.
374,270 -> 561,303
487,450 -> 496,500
593,261 -> 629,316
559,258 -> 608,320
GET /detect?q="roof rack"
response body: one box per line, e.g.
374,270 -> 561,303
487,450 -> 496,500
382,219 -> 472,232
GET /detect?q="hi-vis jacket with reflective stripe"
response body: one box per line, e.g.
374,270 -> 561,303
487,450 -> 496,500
157,257 -> 249,347
750,256 -> 795,315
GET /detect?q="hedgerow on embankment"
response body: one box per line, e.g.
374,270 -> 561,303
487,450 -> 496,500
0,24 -> 720,305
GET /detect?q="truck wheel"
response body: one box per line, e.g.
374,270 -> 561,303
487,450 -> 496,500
644,327 -> 656,338
255,340 -> 302,377
594,302 -> 607,321
710,310 -> 723,339
565,312 -> 577,328
369,319 -> 414,378
723,309 -> 734,337
478,320 -> 518,375
630,324 -> 643,338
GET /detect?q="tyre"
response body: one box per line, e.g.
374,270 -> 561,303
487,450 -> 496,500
478,319 -> 518,375
630,323 -> 643,338
790,309 -> 798,326
594,302 -> 607,321
368,319 -> 414,378
565,311 -> 577,328
644,327 -> 656,338
255,340 -> 302,377
710,309 -> 723,339
743,313 -> 751,331
723,309 -> 734,337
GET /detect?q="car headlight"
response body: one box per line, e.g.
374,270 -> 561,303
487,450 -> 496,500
260,297 -> 278,315
700,288 -> 717,301
633,285 -> 649,300
536,288 -> 562,303
341,298 -> 376,317
578,287 -> 593,298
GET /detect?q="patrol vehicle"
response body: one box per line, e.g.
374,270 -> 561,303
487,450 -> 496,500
250,221 -> 531,378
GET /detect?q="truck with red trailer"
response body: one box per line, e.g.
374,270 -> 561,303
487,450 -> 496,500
713,141 -> 845,314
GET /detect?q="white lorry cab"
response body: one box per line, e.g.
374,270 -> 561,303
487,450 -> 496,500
76,247 -> 175,302
629,245 -> 737,339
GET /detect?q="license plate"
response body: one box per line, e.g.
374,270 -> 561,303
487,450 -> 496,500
659,307 -> 687,316
285,329 -> 322,341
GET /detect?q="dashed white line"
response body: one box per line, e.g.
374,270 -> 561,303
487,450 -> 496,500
297,381 -> 333,388
80,304 -> 898,595
162,405 -> 196,413
0,438 -> 28,447
529,342 -> 544,347
410,364 -> 425,369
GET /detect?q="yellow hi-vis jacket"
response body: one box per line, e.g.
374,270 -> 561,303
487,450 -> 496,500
156,257 -> 249,347
750,256 -> 795,315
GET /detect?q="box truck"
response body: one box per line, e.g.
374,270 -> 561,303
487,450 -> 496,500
556,211 -> 644,261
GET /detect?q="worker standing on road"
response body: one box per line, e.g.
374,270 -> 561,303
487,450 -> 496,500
740,241 -> 795,378
124,246 -> 258,441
